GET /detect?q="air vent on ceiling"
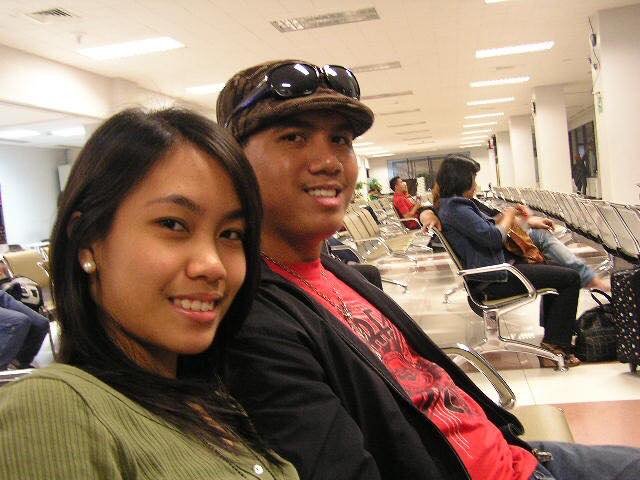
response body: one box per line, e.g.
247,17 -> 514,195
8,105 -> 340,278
271,7 -> 379,32
26,7 -> 77,23
394,129 -> 431,135
378,108 -> 420,116
361,90 -> 413,101
407,140 -> 435,145
351,61 -> 401,73
402,136 -> 432,141
388,121 -> 427,128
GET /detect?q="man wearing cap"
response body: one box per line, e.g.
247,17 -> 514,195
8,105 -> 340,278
217,60 -> 640,480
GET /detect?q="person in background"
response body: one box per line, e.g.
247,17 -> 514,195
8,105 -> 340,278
0,108 -> 298,480
390,175 -> 435,231
437,155 -> 582,367
0,288 -> 48,370
216,59 -> 640,480
429,176 -> 610,291
572,154 -> 588,195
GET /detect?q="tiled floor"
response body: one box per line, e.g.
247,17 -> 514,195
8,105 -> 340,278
372,237 -> 640,446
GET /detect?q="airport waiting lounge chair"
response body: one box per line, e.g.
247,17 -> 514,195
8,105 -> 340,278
431,227 -> 567,371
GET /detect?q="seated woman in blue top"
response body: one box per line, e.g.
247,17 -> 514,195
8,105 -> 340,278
436,154 -> 581,367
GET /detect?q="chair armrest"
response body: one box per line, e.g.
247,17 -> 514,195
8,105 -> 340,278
458,263 -> 537,297
328,244 -> 365,263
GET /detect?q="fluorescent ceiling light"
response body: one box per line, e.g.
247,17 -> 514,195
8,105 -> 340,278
51,126 -> 86,137
78,36 -> 184,60
460,143 -> 483,148
356,147 -> 389,154
186,83 -> 225,95
467,97 -> 514,106
476,41 -> 554,59
462,129 -> 491,135
484,0 -> 511,3
353,141 -> 373,147
463,122 -> 497,128
470,76 -> 530,88
465,112 -> 504,119
0,129 -> 40,139
370,153 -> 394,157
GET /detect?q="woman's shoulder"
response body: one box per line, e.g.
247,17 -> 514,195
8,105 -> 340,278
0,363 -> 143,418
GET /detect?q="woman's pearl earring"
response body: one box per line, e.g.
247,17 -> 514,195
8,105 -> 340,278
82,259 -> 96,274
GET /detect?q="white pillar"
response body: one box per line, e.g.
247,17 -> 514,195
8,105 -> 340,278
591,4 -> 640,204
508,115 -> 537,187
495,131 -> 514,186
532,85 -> 573,193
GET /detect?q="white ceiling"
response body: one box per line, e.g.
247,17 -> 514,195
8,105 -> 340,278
0,0 -> 637,152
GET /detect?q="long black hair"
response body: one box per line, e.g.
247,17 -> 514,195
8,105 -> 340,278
49,108 -> 277,461
435,153 -> 481,198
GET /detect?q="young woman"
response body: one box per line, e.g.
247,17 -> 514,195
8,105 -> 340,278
436,154 -> 582,367
0,108 -> 298,479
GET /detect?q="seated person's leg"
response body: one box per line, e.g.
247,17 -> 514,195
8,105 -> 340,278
482,263 -> 581,365
528,440 -> 640,480
0,291 -> 49,368
528,228 -> 609,290
0,308 -> 31,370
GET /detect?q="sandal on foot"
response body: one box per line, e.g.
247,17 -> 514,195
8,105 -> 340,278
540,342 -> 581,368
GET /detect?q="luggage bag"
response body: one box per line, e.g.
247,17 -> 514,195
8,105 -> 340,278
611,267 -> 640,373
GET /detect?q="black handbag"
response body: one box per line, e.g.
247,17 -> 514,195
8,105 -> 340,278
574,289 -> 617,362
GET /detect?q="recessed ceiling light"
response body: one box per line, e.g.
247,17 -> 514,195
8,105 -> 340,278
186,83 -> 225,95
271,7 -> 379,32
484,0 -> 511,4
463,122 -> 497,128
464,112 -> 505,119
370,153 -> 394,157
0,129 -> 40,139
470,76 -> 530,88
51,126 -> 86,137
462,129 -> 491,135
467,97 -> 514,106
351,61 -> 401,73
476,41 -> 554,59
459,143 -> 483,148
78,36 -> 184,60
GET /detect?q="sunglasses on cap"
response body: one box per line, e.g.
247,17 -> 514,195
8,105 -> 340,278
224,62 -> 361,128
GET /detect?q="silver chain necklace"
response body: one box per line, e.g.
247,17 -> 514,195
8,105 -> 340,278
262,253 -> 354,321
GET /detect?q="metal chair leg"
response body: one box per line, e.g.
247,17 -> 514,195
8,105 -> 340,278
443,284 -> 463,304
381,277 -> 408,293
474,311 -> 567,372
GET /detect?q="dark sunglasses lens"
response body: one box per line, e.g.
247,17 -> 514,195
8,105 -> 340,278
270,63 -> 319,97
323,66 -> 360,99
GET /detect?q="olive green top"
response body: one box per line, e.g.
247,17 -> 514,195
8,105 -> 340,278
0,364 -> 298,480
